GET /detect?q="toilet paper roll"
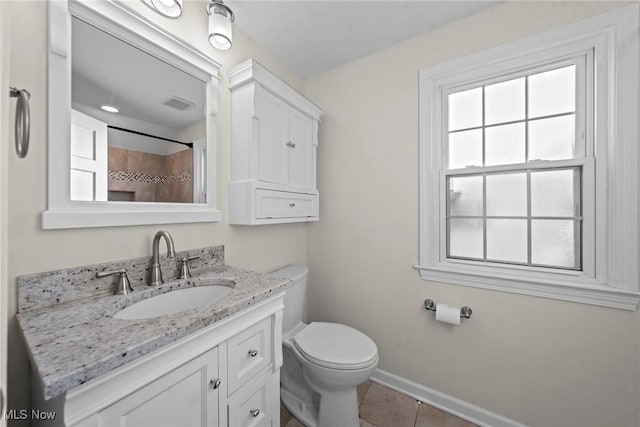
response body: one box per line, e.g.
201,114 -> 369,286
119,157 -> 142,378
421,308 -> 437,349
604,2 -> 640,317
435,303 -> 460,325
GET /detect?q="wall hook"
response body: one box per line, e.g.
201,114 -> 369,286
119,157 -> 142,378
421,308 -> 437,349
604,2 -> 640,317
9,86 -> 30,158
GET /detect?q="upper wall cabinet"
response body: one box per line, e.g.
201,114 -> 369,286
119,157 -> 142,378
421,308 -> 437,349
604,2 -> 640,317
228,60 -> 322,225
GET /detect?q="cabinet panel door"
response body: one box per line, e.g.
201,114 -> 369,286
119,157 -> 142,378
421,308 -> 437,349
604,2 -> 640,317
258,91 -> 289,185
287,109 -> 314,188
98,347 -> 220,427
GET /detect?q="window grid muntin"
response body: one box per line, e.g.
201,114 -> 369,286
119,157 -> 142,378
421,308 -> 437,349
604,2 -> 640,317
444,58 -> 585,170
446,166 -> 582,270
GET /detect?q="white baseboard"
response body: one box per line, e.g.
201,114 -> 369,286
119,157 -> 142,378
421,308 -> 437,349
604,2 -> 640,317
369,369 -> 526,427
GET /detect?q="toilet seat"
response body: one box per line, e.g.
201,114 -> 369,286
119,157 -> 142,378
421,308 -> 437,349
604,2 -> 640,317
293,322 -> 378,370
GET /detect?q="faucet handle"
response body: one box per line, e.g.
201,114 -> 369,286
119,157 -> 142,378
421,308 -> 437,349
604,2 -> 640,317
96,268 -> 134,295
179,256 -> 199,279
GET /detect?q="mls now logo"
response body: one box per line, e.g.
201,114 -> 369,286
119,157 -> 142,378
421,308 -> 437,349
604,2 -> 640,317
5,409 -> 57,421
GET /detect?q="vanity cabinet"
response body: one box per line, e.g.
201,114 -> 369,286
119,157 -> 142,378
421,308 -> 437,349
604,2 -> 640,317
97,347 -> 221,427
57,295 -> 284,427
228,59 -> 322,225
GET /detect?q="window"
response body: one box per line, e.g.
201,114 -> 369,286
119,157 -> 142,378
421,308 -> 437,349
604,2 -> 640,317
417,6 -> 639,309
445,60 -> 589,272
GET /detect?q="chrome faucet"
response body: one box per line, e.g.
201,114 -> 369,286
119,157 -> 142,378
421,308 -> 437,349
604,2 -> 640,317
149,230 -> 176,286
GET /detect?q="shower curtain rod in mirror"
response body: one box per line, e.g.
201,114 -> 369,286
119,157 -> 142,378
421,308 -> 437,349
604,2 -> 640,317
107,125 -> 194,148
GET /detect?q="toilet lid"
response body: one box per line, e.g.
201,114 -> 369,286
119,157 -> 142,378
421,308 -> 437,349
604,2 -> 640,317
293,322 -> 378,370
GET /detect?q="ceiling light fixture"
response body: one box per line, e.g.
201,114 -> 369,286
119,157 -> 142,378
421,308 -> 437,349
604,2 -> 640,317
207,0 -> 235,51
142,0 -> 183,19
100,105 -> 120,114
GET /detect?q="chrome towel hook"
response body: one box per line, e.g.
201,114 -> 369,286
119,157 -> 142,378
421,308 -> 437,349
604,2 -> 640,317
9,86 -> 30,158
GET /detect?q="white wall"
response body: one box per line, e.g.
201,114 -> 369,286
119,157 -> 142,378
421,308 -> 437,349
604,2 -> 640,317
304,2 -> 640,426
5,0 -> 307,421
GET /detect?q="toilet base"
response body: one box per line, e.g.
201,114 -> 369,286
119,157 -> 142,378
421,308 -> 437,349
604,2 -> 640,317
281,385 -> 361,427
281,387 -> 319,427
316,386 -> 360,427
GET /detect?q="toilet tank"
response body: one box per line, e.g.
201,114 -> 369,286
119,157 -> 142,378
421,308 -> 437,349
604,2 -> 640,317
271,265 -> 308,334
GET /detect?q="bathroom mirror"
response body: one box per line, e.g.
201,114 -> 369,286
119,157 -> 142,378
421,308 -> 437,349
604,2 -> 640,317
43,0 -> 222,229
71,17 -> 205,204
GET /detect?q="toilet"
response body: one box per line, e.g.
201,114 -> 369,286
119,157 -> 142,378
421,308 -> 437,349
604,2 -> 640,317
273,265 -> 378,427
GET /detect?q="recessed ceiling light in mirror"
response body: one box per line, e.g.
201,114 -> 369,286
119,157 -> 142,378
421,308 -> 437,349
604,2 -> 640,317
100,105 -> 119,113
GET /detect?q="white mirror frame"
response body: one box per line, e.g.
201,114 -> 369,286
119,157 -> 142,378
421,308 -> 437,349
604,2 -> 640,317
43,0 -> 222,229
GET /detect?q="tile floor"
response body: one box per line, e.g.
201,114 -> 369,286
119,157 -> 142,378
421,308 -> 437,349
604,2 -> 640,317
281,380 -> 478,427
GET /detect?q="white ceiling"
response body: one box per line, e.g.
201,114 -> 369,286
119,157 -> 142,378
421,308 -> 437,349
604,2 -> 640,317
72,17 -> 205,130
228,0 -> 500,77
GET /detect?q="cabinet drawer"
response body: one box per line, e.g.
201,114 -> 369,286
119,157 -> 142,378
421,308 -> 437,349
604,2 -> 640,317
228,371 -> 278,427
256,189 -> 317,219
228,317 -> 272,395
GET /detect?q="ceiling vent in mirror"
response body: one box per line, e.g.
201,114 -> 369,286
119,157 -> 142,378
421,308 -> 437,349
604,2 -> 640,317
142,0 -> 183,19
162,96 -> 195,111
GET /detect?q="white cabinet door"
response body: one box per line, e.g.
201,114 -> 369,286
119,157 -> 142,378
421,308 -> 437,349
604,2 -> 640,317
98,347 -> 221,427
258,91 -> 289,185
70,109 -> 107,201
287,109 -> 314,188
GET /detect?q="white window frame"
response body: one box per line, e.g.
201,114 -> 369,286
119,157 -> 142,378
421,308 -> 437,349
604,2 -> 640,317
417,5 -> 640,310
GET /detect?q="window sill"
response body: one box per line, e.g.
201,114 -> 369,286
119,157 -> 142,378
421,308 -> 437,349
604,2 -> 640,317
414,262 -> 640,310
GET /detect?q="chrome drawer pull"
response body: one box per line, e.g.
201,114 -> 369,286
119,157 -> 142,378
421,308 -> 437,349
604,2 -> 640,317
250,408 -> 260,418
209,378 -> 221,390
248,349 -> 258,358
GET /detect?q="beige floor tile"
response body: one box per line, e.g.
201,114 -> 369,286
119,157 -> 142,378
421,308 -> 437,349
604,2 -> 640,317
357,380 -> 372,406
281,402 -> 294,427
285,417 -> 306,427
414,403 -> 478,427
360,418 -> 377,427
359,382 -> 419,427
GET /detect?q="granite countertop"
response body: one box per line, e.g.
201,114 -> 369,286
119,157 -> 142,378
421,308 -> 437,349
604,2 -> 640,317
17,256 -> 290,401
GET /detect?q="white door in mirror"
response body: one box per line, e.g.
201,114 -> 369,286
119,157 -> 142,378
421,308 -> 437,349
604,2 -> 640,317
70,109 -> 107,202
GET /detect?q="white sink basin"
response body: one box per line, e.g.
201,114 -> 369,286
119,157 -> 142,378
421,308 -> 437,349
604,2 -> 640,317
114,286 -> 232,320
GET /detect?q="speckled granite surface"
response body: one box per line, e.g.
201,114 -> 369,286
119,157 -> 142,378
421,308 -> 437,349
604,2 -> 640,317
16,246 -> 290,400
18,246 -> 225,312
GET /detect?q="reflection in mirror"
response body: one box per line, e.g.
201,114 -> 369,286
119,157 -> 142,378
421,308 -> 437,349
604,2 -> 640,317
70,17 -> 206,204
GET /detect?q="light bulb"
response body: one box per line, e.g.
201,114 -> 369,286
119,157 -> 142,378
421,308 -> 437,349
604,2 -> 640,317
208,5 -> 233,51
147,0 -> 183,18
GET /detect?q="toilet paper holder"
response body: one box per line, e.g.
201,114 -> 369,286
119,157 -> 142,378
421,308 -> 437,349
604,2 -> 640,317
424,299 -> 472,319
